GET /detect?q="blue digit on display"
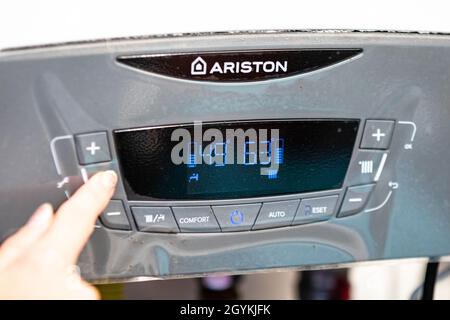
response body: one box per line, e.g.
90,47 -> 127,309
187,141 -> 198,168
267,169 -> 278,179
214,142 -> 226,167
244,140 -> 257,165
203,143 -> 214,165
274,138 -> 285,165
259,140 -> 271,165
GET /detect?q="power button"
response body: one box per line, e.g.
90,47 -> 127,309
212,204 -> 261,232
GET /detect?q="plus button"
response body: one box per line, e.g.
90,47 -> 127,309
86,141 -> 101,155
76,132 -> 111,165
372,128 -> 386,142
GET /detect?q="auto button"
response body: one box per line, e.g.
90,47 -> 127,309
253,200 -> 299,230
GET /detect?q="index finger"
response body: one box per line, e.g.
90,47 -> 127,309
42,170 -> 117,263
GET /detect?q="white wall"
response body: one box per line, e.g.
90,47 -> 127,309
1,0 -> 450,49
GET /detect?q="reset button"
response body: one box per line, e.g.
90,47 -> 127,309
292,195 -> 339,225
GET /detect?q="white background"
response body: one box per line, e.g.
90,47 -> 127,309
1,0 -> 450,49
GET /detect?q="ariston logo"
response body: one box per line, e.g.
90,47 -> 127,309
191,57 -> 207,75
190,56 -> 288,76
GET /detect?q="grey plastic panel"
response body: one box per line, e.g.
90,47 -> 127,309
1,31 -> 450,282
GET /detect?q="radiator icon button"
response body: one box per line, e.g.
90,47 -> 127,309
132,207 -> 179,233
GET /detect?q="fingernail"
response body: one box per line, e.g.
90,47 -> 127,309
28,203 -> 53,227
99,170 -> 117,188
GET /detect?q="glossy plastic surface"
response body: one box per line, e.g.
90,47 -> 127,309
1,31 -> 449,282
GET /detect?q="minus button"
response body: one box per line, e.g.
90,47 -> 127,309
106,211 -> 122,216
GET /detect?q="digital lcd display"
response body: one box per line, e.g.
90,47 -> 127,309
114,120 -> 359,200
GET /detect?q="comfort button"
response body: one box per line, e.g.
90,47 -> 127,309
179,216 -> 210,224
253,200 -> 300,230
172,206 -> 220,233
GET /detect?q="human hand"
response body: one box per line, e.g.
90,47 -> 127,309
0,170 -> 117,299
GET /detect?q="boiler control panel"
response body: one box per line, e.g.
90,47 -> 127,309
0,31 -> 449,282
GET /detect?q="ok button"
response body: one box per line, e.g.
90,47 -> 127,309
212,204 -> 261,232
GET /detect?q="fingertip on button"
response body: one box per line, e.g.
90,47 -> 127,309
99,170 -> 117,189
